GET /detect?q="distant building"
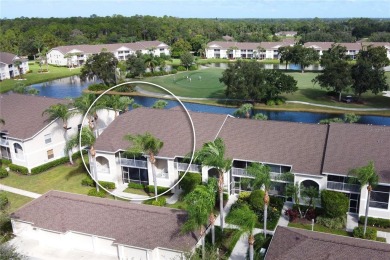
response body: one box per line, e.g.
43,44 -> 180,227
266,226 -> 390,259
47,41 -> 170,67
11,190 -> 199,259
275,31 -> 298,37
0,52 -> 29,80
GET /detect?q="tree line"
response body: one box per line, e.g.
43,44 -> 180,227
1,16 -> 390,57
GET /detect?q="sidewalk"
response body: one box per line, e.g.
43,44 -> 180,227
0,184 -> 41,199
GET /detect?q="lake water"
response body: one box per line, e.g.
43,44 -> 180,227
30,76 -> 390,125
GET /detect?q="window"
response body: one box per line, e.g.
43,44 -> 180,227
370,185 -> 390,209
47,149 -> 54,160
159,48 -> 164,52
44,133 -> 52,144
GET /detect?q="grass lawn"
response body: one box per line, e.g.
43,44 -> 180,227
204,227 -> 242,259
0,159 -> 90,195
1,191 -> 33,213
0,63 -> 81,93
288,222 -> 351,237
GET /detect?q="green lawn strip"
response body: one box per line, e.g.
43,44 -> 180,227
288,222 -> 351,237
165,199 -> 188,210
0,159 -> 90,195
204,227 -> 241,259
1,191 -> 33,213
0,63 -> 81,93
123,187 -> 151,196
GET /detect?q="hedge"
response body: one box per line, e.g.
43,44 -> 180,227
179,172 -> 202,195
0,192 -> 9,210
99,181 -> 116,190
353,226 -> 377,240
87,83 -> 109,92
321,190 -> 349,218
30,151 -> 86,175
81,176 -> 95,187
0,159 -> 11,166
9,164 -> 28,175
87,188 -> 107,198
316,216 -> 347,229
146,185 -> 171,195
151,197 -> 167,206
0,168 -> 8,178
128,182 -> 144,189
359,216 -> 390,229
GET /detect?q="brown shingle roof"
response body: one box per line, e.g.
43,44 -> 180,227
217,118 -> 328,175
11,190 -> 198,251
94,107 -> 228,157
266,226 -> 390,260
323,123 -> 390,183
304,42 -> 334,50
206,41 -> 294,50
0,93 -> 69,140
0,52 -> 17,64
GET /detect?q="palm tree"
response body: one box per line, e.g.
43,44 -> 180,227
72,94 -> 105,132
152,100 -> 168,109
349,161 -> 379,236
226,204 -> 257,260
182,185 -> 215,260
206,178 -> 218,245
123,132 -> 163,200
193,137 -> 232,231
144,54 -> 158,73
253,113 -> 268,120
65,127 -> 98,190
40,47 -> 49,71
42,103 -> 75,163
234,103 -> 253,119
104,95 -> 133,117
247,163 -> 272,237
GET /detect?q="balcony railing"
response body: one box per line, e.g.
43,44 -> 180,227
231,167 -> 282,180
0,139 -> 9,146
327,181 -> 360,193
175,162 -> 201,173
120,158 -> 147,169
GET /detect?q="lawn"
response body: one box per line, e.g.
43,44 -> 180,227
288,222 -> 351,237
1,191 -> 33,213
0,63 -> 81,93
137,68 -> 390,113
0,159 -> 91,195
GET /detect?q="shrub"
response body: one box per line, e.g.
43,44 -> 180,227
87,188 -> 107,198
359,216 -> 390,229
128,182 -> 144,189
71,150 -> 87,160
177,66 -> 186,71
266,100 -> 275,106
249,189 -> 265,211
189,65 -> 198,71
116,85 -> 135,93
0,193 -> 9,210
151,197 -> 166,206
321,190 -> 349,218
270,196 -> 284,209
99,181 -> 116,190
0,168 -> 8,178
353,226 -> 377,240
0,159 -> 11,166
305,208 -> 317,221
81,176 -> 95,187
170,69 -> 177,74
237,191 -> 251,204
316,216 -> 346,229
88,83 -> 109,92
31,157 -> 69,174
9,164 -> 28,175
274,97 -> 286,105
146,185 -> 171,195
179,172 -> 202,194
285,209 -> 299,222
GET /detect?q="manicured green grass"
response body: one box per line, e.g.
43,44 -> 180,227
288,222 -> 351,237
123,187 -> 151,196
0,63 -> 81,93
0,159 -> 90,195
1,191 -> 33,213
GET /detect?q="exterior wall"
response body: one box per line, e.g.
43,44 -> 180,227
359,184 -> 390,219
120,245 -> 149,259
2,109 -> 115,172
153,248 -> 185,260
47,49 -> 66,66
94,152 -> 118,184
0,63 -> 10,80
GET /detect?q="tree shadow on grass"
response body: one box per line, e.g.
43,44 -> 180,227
65,163 -> 88,181
299,88 -> 334,102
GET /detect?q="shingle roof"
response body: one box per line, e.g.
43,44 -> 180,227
0,52 -> 17,64
266,226 -> 390,260
52,41 -> 168,55
11,190 -> 199,251
206,41 -> 294,50
217,118 -> 328,175
304,42 -> 334,50
323,123 -> 390,183
94,107 -> 228,157
0,93 -> 69,140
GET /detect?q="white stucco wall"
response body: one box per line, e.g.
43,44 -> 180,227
359,184 -> 390,219
47,49 -> 66,66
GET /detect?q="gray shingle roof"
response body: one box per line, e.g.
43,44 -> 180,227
266,226 -> 390,260
11,190 -> 199,251
0,93 -> 70,140
207,41 -> 294,50
0,52 -> 17,64
323,123 -> 390,183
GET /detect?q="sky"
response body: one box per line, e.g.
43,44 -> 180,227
0,0 -> 389,19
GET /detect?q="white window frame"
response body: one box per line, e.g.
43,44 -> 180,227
44,133 -> 52,144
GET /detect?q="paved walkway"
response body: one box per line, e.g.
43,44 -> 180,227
214,194 -> 238,227
346,213 -> 359,232
111,183 -> 149,201
0,184 -> 41,198
166,189 -> 182,204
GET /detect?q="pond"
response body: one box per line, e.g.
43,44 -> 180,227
31,76 -> 390,126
